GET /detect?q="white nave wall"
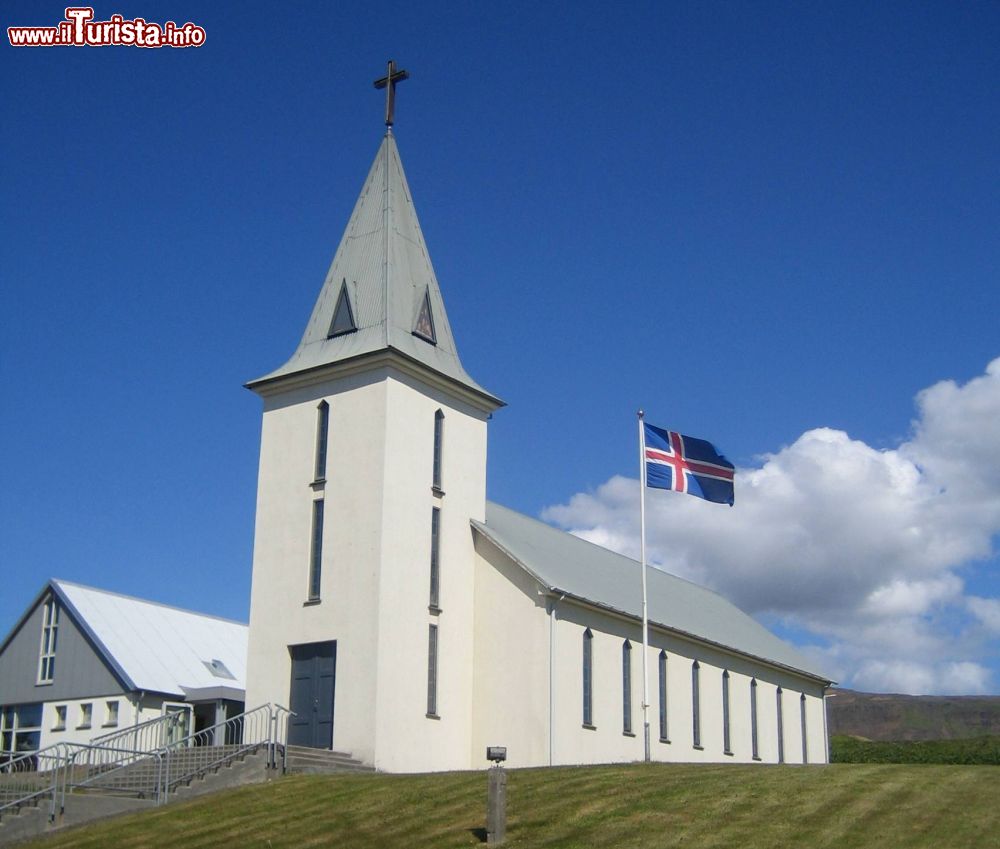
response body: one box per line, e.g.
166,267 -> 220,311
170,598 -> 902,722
471,533 -> 827,768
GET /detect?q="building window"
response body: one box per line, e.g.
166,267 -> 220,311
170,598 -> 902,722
800,694 -> 808,764
78,703 -> 93,729
658,651 -> 669,742
328,279 -> 357,338
582,629 -> 594,727
622,641 -> 633,735
722,670 -> 732,755
750,679 -> 760,760
53,705 -> 67,731
314,401 -> 330,482
426,624 -> 439,717
38,597 -> 59,684
308,499 -> 325,601
432,410 -> 444,493
429,507 -> 441,611
692,661 -> 701,748
776,687 -> 785,764
1,704 -> 42,755
104,701 -> 120,728
413,288 -> 437,344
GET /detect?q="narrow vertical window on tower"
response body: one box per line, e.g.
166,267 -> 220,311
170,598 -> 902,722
750,679 -> 760,760
691,661 -> 702,748
800,694 -> 808,764
426,624 -> 439,718
658,650 -> 669,742
776,687 -> 785,763
432,409 -> 444,493
429,507 -> 441,611
582,629 -> 594,728
622,641 -> 633,734
722,670 -> 732,755
37,598 -> 59,684
314,401 -> 330,482
308,500 -> 325,601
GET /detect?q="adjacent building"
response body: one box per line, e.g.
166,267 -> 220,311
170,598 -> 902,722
0,580 -> 247,759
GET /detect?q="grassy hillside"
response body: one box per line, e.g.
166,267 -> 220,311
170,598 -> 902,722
828,689 -> 1000,741
831,734 -> 1000,764
23,762 -> 1000,849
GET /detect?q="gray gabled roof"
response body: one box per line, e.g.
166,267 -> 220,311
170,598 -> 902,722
248,132 -> 502,408
473,502 -> 831,683
50,581 -> 248,696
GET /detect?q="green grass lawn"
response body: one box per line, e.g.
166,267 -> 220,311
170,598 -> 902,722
23,762 -> 1000,849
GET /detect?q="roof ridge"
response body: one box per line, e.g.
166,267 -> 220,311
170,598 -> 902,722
482,500 -> 736,603
480,501 -> 829,683
53,579 -> 248,627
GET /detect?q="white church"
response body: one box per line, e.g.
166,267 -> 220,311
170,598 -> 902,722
243,79 -> 832,772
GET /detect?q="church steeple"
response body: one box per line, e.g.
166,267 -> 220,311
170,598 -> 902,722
248,131 -> 501,410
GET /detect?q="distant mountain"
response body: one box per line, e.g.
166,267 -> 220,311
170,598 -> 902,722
827,688 -> 1000,741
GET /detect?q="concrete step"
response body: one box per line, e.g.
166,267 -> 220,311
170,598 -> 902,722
168,750 -> 270,801
0,746 -> 272,845
0,801 -> 50,846
284,745 -> 374,774
78,744 -> 268,795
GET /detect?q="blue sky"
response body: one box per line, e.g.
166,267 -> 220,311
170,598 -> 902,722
2,1 -> 998,694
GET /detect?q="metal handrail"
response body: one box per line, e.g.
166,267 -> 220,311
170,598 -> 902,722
89,709 -> 187,752
271,704 -> 295,772
0,704 -> 288,819
159,704 -> 274,798
0,743 -> 68,823
61,743 -> 165,809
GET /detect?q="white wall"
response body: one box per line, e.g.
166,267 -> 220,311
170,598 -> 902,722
372,374 -> 489,772
471,536 -> 551,769
246,370 -> 388,765
36,693 -> 176,750
246,365 -> 491,772
470,534 -> 829,769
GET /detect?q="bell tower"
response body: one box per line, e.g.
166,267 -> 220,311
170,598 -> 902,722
244,66 -> 502,770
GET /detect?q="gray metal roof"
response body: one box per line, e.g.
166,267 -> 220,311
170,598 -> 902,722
52,581 -> 248,696
474,502 -> 830,683
248,132 -> 501,407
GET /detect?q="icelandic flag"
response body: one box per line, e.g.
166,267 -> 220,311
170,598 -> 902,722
644,423 -> 735,506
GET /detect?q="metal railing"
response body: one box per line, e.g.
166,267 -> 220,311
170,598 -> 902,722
271,705 -> 295,773
63,742 -> 165,804
89,709 -> 188,753
0,704 -> 289,822
0,743 -> 68,823
159,704 -> 273,799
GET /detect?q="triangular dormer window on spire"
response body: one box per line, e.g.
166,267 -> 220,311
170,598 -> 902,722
412,287 -> 437,345
327,279 -> 357,338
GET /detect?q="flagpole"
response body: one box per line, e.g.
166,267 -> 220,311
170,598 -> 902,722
638,409 -> 650,762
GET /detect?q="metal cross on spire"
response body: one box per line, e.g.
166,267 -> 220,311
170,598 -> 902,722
374,59 -> 409,128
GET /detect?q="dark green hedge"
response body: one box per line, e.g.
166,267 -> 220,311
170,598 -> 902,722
831,734 -> 1000,764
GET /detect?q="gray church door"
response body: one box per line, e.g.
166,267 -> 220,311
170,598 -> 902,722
288,641 -> 336,749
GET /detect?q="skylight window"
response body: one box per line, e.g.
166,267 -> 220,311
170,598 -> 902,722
203,658 -> 236,680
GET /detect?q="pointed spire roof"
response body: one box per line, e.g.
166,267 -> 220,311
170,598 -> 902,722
249,133 -> 502,409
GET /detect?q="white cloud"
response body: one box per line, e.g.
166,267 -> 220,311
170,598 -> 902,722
968,596 -> 1000,634
542,357 -> 1000,695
